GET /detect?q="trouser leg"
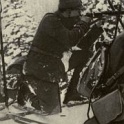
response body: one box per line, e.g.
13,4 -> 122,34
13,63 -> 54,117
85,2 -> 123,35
63,64 -> 84,104
18,76 -> 61,115
67,63 -> 84,93
36,80 -> 61,114
69,50 -> 92,88
63,50 -> 92,104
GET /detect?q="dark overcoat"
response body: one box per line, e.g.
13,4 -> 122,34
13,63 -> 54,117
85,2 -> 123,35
25,12 -> 89,83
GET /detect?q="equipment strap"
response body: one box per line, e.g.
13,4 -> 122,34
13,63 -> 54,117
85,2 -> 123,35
31,46 -> 60,59
106,65 -> 124,86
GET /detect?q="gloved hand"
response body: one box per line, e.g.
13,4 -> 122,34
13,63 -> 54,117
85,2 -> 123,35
75,16 -> 91,34
80,15 -> 91,24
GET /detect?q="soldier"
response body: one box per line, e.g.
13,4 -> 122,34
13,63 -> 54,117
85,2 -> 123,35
23,0 -> 103,114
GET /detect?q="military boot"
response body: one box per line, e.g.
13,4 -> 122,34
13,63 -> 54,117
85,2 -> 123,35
63,87 -> 86,104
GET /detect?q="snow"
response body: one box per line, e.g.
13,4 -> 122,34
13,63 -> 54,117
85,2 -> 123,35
61,51 -> 72,72
0,104 -> 93,124
24,0 -> 59,22
0,90 -> 93,124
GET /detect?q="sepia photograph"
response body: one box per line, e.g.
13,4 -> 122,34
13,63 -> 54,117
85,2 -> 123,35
0,0 -> 124,124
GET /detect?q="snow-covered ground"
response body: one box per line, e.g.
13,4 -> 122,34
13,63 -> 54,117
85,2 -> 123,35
0,90 -> 93,124
0,103 -> 93,124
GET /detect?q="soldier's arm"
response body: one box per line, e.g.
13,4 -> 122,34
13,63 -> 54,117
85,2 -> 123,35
42,14 -> 90,48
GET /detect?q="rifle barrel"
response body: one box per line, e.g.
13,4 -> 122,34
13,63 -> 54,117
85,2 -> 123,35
86,11 -> 124,18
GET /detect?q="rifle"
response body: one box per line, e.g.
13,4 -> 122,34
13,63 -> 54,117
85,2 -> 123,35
86,10 -> 124,18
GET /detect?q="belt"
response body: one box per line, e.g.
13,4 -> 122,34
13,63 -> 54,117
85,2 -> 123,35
30,46 -> 60,59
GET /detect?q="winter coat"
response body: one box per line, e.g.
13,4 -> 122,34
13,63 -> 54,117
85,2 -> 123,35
24,12 -> 90,83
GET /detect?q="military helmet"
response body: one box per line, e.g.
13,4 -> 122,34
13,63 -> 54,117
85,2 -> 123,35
59,0 -> 83,10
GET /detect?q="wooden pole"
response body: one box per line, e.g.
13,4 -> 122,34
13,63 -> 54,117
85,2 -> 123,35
0,0 -> 8,108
